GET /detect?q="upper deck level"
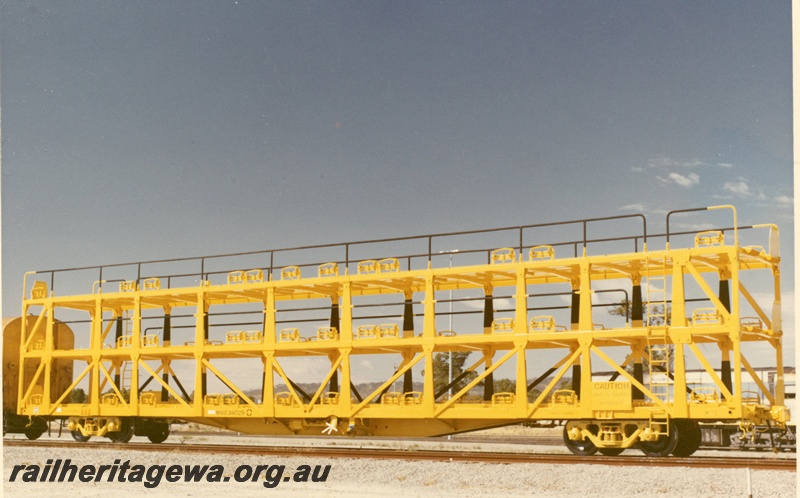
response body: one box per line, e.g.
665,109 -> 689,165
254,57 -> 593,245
21,205 -> 779,315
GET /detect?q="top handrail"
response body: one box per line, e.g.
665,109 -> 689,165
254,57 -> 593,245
30,212 -> 647,277
24,207 -> 770,297
666,205 -> 738,249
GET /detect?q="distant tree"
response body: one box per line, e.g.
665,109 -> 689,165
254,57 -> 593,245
430,352 -> 477,398
494,378 -> 515,394
70,388 -> 86,403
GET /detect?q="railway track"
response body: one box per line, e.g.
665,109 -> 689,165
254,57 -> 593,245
169,430 -> 797,453
5,439 -> 795,472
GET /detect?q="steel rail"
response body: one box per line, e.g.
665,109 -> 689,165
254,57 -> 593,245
4,440 -> 795,471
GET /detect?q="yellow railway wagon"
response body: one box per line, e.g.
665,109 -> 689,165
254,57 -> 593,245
3,316 -> 74,438
5,205 -> 791,456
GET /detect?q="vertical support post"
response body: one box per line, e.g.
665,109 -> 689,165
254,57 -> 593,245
90,302 -> 101,414
422,274 -> 435,410
576,261 -> 593,400
202,305 -> 209,398
730,251 -> 742,408
194,288 -> 206,415
719,279 -> 733,393
402,291 -> 415,392
578,262 -> 592,331
423,274 -> 436,338
339,283 -> 353,414
514,268 -> 528,334
340,283 -> 353,345
42,301 -> 55,411
672,343 -> 687,417
483,287 -> 495,401
114,315 -> 123,389
632,356 -> 644,400
718,279 -> 731,311
631,283 -> 643,327
341,279 -> 354,407
265,288 -> 276,345
514,268 -> 528,413
721,345 -> 732,395
262,354 -> 275,417
340,350 -> 352,415
161,311 -> 171,402
130,294 -> 141,412
631,281 -> 645,400
580,340 -> 592,406
771,257 -> 784,405
17,303 -> 30,413
570,290 -> 581,330
515,345 -> 527,413
570,289 -> 581,395
671,257 -> 687,414
329,295 -> 340,394
261,288 -> 276,406
483,288 -> 494,335
402,292 -> 415,337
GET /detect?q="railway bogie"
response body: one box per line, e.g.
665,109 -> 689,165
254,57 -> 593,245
3,206 -> 792,456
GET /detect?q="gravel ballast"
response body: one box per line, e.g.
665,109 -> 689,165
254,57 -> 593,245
3,438 -> 797,498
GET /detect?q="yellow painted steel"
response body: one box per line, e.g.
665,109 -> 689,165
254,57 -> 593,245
12,207 -> 789,447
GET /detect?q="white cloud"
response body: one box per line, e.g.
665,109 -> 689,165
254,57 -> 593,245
723,180 -> 750,196
619,203 -> 646,212
722,178 -> 767,200
659,172 -> 700,188
638,157 -> 733,172
775,195 -> 793,206
645,157 -> 710,169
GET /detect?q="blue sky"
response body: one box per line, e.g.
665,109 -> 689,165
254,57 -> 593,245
1,2 -> 793,379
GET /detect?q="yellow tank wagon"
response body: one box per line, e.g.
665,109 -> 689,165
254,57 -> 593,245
5,205 -> 790,456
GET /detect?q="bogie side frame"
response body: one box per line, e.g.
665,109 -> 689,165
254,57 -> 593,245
13,205 -> 790,454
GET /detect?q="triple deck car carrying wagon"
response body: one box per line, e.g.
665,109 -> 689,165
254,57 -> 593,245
3,205 -> 792,456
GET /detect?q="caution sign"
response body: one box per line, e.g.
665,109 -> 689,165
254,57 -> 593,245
591,382 -> 632,410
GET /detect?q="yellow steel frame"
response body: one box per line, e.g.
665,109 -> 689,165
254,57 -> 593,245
17,206 -> 788,438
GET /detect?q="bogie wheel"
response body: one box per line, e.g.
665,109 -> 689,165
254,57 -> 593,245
146,424 -> 170,444
563,424 -> 598,456
71,430 -> 91,442
23,425 -> 45,441
598,447 -> 625,456
671,421 -> 701,457
638,421 -> 680,457
108,419 -> 134,444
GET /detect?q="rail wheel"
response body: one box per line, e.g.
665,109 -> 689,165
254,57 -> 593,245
71,430 -> 91,442
109,419 -> 134,443
146,423 -> 170,444
637,421 -> 679,457
23,425 -> 45,440
597,448 -> 625,456
671,421 -> 701,457
563,424 -> 598,456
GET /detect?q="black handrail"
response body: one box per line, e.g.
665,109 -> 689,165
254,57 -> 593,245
26,209 -> 757,296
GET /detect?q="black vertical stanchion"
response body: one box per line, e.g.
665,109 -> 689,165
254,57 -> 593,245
570,291 -> 581,396
329,299 -> 340,394
632,284 -> 644,399
402,295 -> 414,392
161,313 -> 171,402
201,312 -> 208,398
114,316 -> 123,389
483,293 -> 494,401
719,280 -> 733,394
